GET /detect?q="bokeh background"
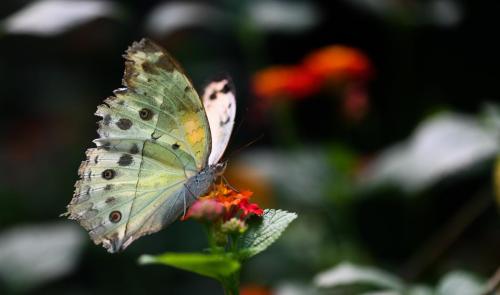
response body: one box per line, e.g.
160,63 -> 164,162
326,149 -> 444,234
0,0 -> 499,294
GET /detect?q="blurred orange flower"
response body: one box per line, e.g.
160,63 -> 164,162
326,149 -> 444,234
252,65 -> 321,100
252,45 -> 373,103
303,45 -> 374,84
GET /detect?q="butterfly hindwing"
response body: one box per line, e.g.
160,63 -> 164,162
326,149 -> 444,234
67,39 -> 212,252
202,77 -> 236,165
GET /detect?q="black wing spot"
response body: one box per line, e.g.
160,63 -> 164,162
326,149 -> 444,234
220,116 -> 230,126
104,184 -> 113,191
94,155 -> 99,164
105,197 -> 116,204
100,141 -> 111,151
139,108 -> 153,120
116,118 -> 132,130
209,91 -> 217,100
130,143 -> 139,154
221,82 -> 231,94
109,211 -> 122,223
102,169 -> 115,180
118,154 -> 133,166
103,114 -> 112,126
172,143 -> 180,150
142,61 -> 157,74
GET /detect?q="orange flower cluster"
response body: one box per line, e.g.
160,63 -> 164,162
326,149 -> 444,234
252,45 -> 373,101
252,65 -> 321,100
183,183 -> 264,222
303,45 -> 373,83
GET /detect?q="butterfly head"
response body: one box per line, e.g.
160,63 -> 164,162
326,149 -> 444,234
212,161 -> 227,176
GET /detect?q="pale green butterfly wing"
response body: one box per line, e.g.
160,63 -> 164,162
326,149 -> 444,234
66,39 -> 212,252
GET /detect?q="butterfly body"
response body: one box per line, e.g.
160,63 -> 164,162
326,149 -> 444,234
184,164 -> 222,201
66,39 -> 236,252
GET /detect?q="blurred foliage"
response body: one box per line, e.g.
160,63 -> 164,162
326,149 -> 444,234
0,0 -> 499,294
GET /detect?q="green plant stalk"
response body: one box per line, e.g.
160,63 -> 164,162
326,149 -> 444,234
223,233 -> 242,294
221,270 -> 240,295
204,223 -> 216,250
207,226 -> 242,294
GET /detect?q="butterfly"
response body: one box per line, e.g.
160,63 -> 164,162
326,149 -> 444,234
65,39 -> 236,253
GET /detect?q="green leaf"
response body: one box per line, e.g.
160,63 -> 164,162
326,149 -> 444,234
314,262 -> 404,292
239,209 -> 297,259
138,252 -> 240,281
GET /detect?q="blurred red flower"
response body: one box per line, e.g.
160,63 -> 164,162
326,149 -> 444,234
252,66 -> 321,100
240,285 -> 272,295
181,199 -> 224,222
342,84 -> 370,121
251,44 -> 374,121
303,45 -> 374,84
183,183 -> 263,222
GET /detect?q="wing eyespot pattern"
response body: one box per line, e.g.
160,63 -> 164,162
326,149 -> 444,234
102,169 -> 115,180
139,108 -> 153,120
109,211 -> 122,223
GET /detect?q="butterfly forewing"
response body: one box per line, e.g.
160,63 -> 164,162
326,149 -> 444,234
202,77 -> 236,165
67,39 -> 212,252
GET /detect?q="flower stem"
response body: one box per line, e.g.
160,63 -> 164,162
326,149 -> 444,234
221,270 -> 240,295
204,224 -> 216,250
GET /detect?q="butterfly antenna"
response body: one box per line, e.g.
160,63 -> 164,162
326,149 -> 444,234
224,133 -> 264,161
233,106 -> 249,138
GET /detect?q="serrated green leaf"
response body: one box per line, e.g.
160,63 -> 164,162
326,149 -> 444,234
138,252 -> 240,281
239,209 -> 297,259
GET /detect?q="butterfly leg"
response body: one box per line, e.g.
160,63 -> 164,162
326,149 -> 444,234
182,184 -> 197,218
